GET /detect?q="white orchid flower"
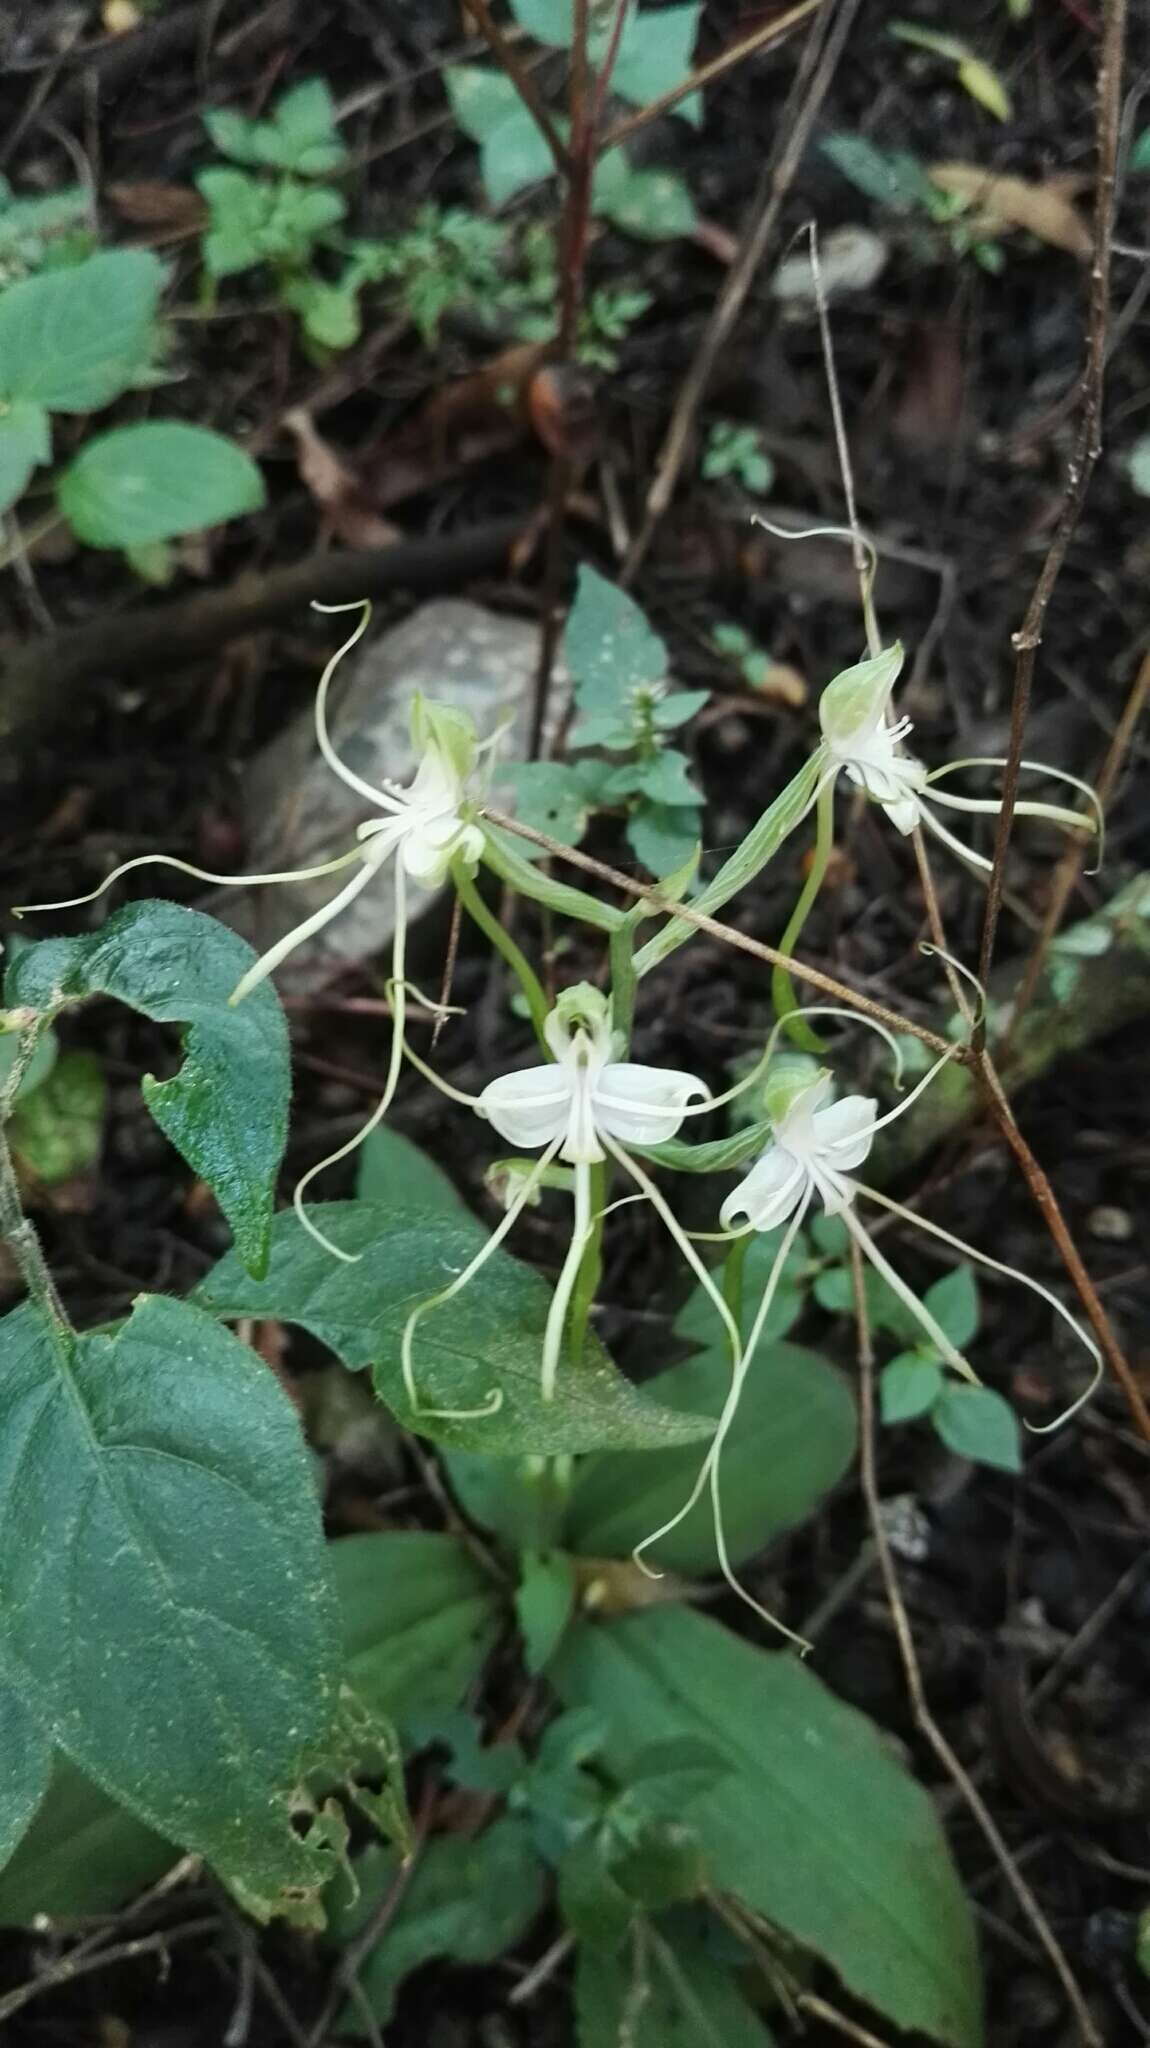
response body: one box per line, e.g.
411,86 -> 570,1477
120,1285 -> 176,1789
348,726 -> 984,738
815,643 -> 1100,871
14,601 -> 488,1260
400,984 -> 741,1414
637,1016 -> 1102,1646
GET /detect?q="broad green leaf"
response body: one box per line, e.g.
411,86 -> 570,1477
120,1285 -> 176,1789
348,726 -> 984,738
565,564 -> 668,710
443,1447 -> 570,1552
1126,438 -> 1150,494
333,1531 -> 501,1728
0,1678 -> 51,1865
264,78 -> 348,175
634,752 -> 823,975
57,421 -> 265,549
555,1609 -> 983,2048
356,1123 -> 463,1211
516,1551 -> 578,1673
565,1336 -> 854,1574
0,1022 -> 57,1101
6,901 -> 289,1277
0,1296 -> 340,1917
194,1202 -> 715,1456
653,689 -> 710,728
813,1261 -> 921,1343
924,1265 -> 979,1350
0,250 -> 164,410
509,760 -> 592,846
880,1354 -> 944,1424
932,1385 -> 1021,1473
0,396 -> 50,514
1130,128 -> 1150,175
446,67 -> 557,206
610,3 -> 702,123
0,1756 -> 171,1924
675,1230 -> 808,1350
0,1529 -> 494,1926
8,1048 -> 106,1184
593,150 -> 697,241
329,1819 -> 546,2028
576,1912 -> 778,2046
634,749 -> 700,806
820,134 -> 934,214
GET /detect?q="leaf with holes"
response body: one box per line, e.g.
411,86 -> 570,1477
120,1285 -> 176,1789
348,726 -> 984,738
6,902 -> 289,1277
193,1202 -> 715,1456
0,1295 -> 340,1917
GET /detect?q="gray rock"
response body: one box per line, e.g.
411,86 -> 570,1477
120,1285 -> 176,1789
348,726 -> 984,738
229,600 -> 550,991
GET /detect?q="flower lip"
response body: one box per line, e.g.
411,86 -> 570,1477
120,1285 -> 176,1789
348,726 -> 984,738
478,1028 -> 709,1167
720,1075 -> 878,1231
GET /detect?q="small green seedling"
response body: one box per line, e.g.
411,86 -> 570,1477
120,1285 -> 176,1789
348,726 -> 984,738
703,421 -> 774,495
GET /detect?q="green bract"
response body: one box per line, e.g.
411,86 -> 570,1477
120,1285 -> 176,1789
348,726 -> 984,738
818,640 -> 905,746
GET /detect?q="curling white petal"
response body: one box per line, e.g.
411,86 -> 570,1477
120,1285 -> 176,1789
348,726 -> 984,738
720,1147 -> 805,1232
478,1065 -> 576,1151
591,1063 -> 709,1147
812,1093 -> 877,1172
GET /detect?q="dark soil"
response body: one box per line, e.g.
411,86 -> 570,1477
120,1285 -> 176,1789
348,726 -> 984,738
1,1 -> 1149,2043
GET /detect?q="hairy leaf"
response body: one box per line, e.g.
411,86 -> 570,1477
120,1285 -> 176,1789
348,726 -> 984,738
0,1296 -> 340,1917
7,901 -> 290,1277
0,1679 -> 51,1867
194,1202 -> 715,1456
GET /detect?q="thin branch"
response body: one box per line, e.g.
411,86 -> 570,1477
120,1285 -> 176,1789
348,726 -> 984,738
976,0 -> 1127,1001
850,1240 -> 1104,2048
621,0 -> 861,583
599,0 -> 822,153
1005,646 -> 1150,1048
481,808 -> 958,1058
0,1917 -> 219,2026
459,0 -> 570,173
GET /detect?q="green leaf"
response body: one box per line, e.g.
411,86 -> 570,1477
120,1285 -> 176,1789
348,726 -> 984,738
0,1756 -> 171,1924
1130,128 -> 1150,175
283,274 -> 362,350
0,1295 -> 340,1917
196,165 -> 273,276
576,1912 -> 778,2046
193,1201 -> 716,1456
330,1819 -> 546,2028
509,760 -> 593,845
446,68 -> 557,206
8,1049 -> 105,1184
813,1261 -> 921,1343
57,421 -> 265,549
0,1529 -> 494,1927
593,150 -> 697,241
516,1551 -> 578,1673
565,1335 -> 854,1575
443,1447 -> 566,1551
957,57 -> 1011,122
637,1118 -> 771,1176
610,3 -> 702,122
627,803 -> 701,880
0,250 -> 164,410
555,1608 -> 983,2048
634,750 -> 700,806
932,1385 -> 1021,1473
1126,436 -> 1150,495
6,902 -> 289,1277
356,1123 -> 463,1212
0,1678 -> 51,1866
265,79 -> 348,175
923,1265 -> 978,1350
565,564 -> 669,710
333,1530 -> 502,1729
0,396 -> 50,515
820,134 -> 934,215
653,688 -> 710,729
0,1023 -> 57,1102
880,1354 -> 944,1424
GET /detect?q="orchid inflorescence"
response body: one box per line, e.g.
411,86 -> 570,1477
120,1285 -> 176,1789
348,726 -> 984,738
16,596 -> 1106,1640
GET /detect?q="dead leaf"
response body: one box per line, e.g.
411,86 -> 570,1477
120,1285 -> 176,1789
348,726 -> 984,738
106,181 -> 207,232
928,162 -> 1091,258
284,408 -> 402,549
361,341 -> 550,510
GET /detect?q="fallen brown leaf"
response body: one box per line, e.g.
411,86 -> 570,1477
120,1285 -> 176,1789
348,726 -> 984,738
928,162 -> 1091,259
284,408 -> 402,549
106,181 -> 208,232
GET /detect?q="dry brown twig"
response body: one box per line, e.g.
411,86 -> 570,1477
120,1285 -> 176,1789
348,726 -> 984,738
849,1239 -> 1104,2048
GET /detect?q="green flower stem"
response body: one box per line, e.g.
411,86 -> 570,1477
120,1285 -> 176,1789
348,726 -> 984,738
565,1159 -> 606,1375
721,1230 -> 750,1332
771,777 -> 836,1051
608,910 -> 642,1052
0,1022 -> 73,1340
454,865 -> 550,1049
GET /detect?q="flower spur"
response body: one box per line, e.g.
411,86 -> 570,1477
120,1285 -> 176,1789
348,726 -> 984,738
14,600 -> 488,1258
